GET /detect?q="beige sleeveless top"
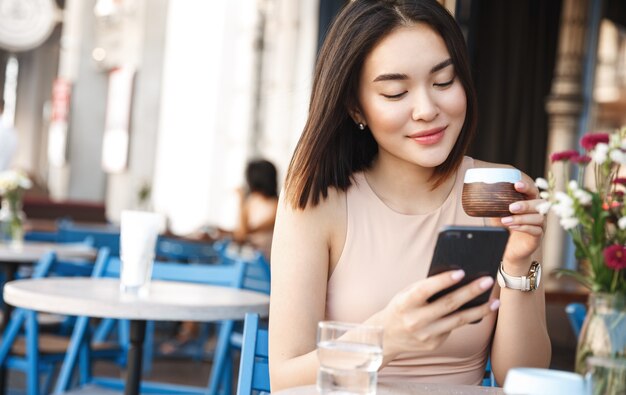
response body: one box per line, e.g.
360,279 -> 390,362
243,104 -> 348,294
326,156 -> 496,385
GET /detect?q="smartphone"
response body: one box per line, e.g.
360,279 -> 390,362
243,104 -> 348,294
427,226 -> 509,315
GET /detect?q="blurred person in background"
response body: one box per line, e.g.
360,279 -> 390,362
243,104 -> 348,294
231,158 -> 279,260
0,99 -> 17,171
160,158 -> 279,355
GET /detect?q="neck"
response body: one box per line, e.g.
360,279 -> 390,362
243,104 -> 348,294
365,156 -> 458,215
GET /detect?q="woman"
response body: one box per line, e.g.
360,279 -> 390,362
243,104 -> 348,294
232,159 -> 279,260
269,0 -> 550,390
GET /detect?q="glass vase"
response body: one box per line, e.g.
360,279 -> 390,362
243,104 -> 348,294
0,196 -> 26,247
575,293 -> 626,395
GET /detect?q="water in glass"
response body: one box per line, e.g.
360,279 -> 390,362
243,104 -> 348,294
316,322 -> 383,395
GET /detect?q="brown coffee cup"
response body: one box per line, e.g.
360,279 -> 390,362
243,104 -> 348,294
462,168 -> 525,217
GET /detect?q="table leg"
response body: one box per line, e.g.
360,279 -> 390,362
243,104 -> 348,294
0,263 -> 17,395
125,320 -> 146,395
1,263 -> 18,329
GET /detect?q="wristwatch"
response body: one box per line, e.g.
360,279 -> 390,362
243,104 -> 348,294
497,261 -> 542,291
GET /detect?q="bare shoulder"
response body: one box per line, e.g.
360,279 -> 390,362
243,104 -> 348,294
472,159 -> 533,183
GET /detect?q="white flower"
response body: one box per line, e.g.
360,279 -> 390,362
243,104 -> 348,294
560,217 -> 580,230
591,143 -> 609,164
573,189 -> 592,205
555,191 -> 573,206
609,149 -> 626,165
610,133 -> 622,148
536,201 -> 552,215
618,216 -> 626,230
535,177 -> 549,190
552,201 -> 575,219
0,170 -> 32,194
540,191 -> 550,199
568,180 -> 579,191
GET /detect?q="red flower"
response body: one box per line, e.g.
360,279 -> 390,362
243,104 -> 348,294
580,133 -> 609,150
550,150 -> 579,163
571,155 -> 591,164
613,178 -> 626,185
604,245 -> 626,270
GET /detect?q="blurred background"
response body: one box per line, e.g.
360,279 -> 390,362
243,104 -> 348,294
0,0 -> 625,270
0,0 -> 625,380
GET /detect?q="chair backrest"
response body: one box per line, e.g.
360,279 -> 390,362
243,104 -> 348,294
103,257 -> 246,288
237,313 -> 270,395
219,241 -> 271,294
565,302 -> 587,337
58,221 -> 121,256
155,236 -> 220,263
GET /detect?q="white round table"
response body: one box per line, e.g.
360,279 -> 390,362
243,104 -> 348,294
0,241 -> 97,327
0,242 -> 96,263
4,277 -> 270,395
273,382 -> 504,395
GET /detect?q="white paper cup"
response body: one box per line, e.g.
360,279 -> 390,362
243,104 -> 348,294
503,367 -> 588,395
120,210 -> 166,295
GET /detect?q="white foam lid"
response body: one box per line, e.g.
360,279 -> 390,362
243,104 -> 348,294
464,168 -> 522,184
503,368 -> 587,395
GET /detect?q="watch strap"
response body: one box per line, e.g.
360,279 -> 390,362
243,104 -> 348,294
497,263 -> 531,291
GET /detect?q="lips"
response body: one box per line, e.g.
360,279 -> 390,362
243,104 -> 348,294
408,126 -> 446,145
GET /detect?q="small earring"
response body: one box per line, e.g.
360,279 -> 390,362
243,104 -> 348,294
358,123 -> 365,130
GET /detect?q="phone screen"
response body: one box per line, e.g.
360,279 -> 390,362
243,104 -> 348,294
427,226 -> 509,312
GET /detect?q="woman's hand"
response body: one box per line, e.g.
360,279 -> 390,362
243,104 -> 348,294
374,270 -> 500,360
488,179 -> 546,265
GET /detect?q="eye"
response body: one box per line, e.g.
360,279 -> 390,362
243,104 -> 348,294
434,77 -> 455,88
381,91 -> 407,99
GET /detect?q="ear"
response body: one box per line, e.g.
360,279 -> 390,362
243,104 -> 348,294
348,106 -> 366,125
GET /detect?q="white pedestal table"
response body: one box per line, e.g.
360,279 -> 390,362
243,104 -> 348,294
4,277 -> 270,395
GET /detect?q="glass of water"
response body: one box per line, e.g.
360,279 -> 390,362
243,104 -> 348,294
316,321 -> 383,395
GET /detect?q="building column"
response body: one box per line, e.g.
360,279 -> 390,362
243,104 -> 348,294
543,0 -> 590,273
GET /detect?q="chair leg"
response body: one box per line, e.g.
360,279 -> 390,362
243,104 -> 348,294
26,310 -> 40,395
53,316 -> 91,394
143,320 -> 155,373
207,320 -> 235,395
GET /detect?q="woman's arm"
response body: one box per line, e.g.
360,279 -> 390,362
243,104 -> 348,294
268,191 -> 339,390
489,173 -> 551,384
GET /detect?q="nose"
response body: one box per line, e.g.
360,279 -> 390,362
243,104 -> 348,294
411,89 -> 439,122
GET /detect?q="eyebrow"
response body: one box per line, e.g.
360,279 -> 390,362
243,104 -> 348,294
372,58 -> 453,82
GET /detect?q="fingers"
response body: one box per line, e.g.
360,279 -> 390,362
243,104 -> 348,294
402,270 -> 466,307
417,298 -> 500,342
515,179 -> 539,199
420,276 -> 496,320
501,199 -> 546,235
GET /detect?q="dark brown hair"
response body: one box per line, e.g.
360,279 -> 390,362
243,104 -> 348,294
285,0 -> 477,209
246,159 -> 278,198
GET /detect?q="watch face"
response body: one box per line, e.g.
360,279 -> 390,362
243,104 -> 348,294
530,262 -> 542,290
535,264 -> 542,288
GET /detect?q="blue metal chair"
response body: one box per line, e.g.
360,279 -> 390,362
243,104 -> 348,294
57,220 -> 121,256
53,256 -> 248,395
566,302 -> 587,338
236,313 -> 269,395
156,236 -> 220,263
0,249 -> 110,395
206,247 -> 271,395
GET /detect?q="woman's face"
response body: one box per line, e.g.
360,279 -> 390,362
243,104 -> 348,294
355,24 -> 467,170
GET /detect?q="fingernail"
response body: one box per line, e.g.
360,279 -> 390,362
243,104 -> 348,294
451,270 -> 465,281
490,299 -> 501,311
509,203 -> 522,212
515,182 -> 525,189
479,277 -> 494,290
501,216 -> 513,224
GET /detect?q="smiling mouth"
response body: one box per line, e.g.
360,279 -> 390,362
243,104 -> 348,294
409,126 -> 446,145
